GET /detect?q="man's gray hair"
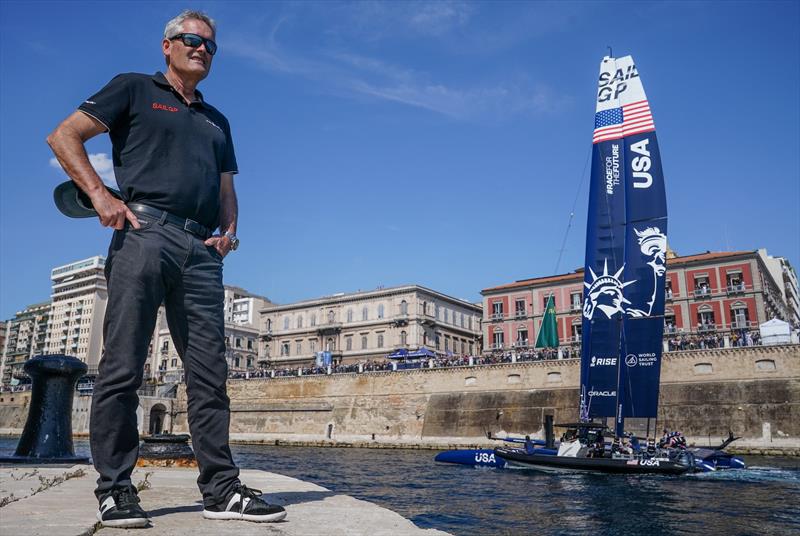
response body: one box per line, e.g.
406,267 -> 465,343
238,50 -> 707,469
164,10 -> 216,38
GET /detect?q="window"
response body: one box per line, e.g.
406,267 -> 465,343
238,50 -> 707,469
347,309 -> 353,322
515,299 -> 526,317
697,307 -> 715,329
664,312 -> 676,333
283,317 -> 289,330
247,357 -> 252,368
571,322 -> 582,340
516,327 -> 528,346
492,302 -> 503,319
247,339 -> 253,350
161,340 -> 169,351
468,317 -> 473,330
435,333 -> 441,350
543,295 -> 556,309
422,301 -> 428,315
362,307 -> 368,321
377,334 -> 384,348
400,300 -> 408,315
361,335 -> 368,349
171,358 -> 177,367
400,330 -> 407,346
731,303 -> 750,328
694,276 -> 711,296
444,336 -> 450,352
235,337 -> 241,348
296,341 -> 302,354
328,310 -> 335,323
310,314 -> 316,326
445,309 -> 450,323
570,292 -> 582,310
492,331 -> 504,349
346,337 -> 352,351
281,342 -> 290,356
234,356 -> 240,368
461,340 -> 466,354
310,339 -> 317,353
327,337 -> 336,351
469,341 -> 474,355
161,360 -> 167,370
665,280 -> 674,299
266,319 -> 272,332
726,271 -> 744,291
378,304 -> 385,318
296,316 -> 303,329
460,313 -> 465,328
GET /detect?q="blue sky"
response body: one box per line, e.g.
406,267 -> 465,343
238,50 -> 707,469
1,1 -> 798,319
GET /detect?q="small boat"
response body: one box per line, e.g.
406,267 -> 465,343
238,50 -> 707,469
494,422 -> 695,475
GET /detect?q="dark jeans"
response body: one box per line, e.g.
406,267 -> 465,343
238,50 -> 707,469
91,214 -> 239,506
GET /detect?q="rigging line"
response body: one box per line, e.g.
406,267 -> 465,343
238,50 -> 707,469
553,145 -> 592,275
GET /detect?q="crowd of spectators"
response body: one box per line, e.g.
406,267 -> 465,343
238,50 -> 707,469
666,330 -> 761,352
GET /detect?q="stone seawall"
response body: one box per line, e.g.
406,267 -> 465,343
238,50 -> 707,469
170,344 -> 799,451
2,345 -> 797,453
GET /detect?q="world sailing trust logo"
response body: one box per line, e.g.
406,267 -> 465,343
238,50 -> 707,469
583,226 -> 667,320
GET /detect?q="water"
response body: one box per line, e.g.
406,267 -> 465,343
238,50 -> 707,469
3,437 -> 799,535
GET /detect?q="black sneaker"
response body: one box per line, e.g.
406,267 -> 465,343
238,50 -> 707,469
203,484 -> 287,523
97,486 -> 149,528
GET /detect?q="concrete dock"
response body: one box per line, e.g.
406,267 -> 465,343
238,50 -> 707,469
0,465 -> 450,536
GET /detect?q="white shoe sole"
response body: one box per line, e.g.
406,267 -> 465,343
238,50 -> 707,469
203,509 -> 287,523
96,511 -> 150,528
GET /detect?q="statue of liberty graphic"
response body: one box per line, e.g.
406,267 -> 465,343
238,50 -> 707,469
583,227 -> 667,320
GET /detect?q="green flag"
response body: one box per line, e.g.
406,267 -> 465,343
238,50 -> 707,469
535,294 -> 559,348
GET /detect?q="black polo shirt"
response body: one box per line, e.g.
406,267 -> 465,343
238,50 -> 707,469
78,72 -> 237,229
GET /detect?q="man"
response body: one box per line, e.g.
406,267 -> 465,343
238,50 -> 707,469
47,10 -> 286,528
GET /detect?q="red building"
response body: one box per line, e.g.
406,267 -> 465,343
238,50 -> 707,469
481,249 -> 794,354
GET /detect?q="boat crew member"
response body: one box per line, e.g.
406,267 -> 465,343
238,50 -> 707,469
47,9 -> 286,528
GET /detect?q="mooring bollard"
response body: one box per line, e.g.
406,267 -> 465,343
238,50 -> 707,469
0,354 -> 89,464
137,433 -> 197,468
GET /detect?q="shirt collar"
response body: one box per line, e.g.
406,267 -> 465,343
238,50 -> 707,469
151,71 -> 207,107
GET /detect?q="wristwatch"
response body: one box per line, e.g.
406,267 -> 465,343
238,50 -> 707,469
224,231 -> 240,251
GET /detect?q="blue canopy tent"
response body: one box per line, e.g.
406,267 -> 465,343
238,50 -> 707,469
387,348 -> 409,359
406,347 -> 436,359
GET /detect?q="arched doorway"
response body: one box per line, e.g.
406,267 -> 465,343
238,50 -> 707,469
149,403 -> 167,435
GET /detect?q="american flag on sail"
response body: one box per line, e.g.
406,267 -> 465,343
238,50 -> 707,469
593,100 -> 655,144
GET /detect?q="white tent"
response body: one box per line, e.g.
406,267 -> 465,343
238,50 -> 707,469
759,318 -> 791,345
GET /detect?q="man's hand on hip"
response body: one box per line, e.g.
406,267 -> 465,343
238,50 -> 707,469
91,190 -> 140,230
205,235 -> 232,258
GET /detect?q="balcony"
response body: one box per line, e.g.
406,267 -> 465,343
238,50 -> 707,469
693,288 -> 713,299
697,324 -> 717,333
490,313 -> 505,322
665,290 -> 674,301
664,324 -> 678,334
420,313 -> 437,327
392,313 -> 409,327
570,304 -> 582,312
489,343 -> 504,351
316,322 -> 342,336
726,284 -> 746,296
513,339 -> 529,348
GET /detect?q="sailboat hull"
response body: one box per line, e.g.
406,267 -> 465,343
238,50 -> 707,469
495,447 -> 693,475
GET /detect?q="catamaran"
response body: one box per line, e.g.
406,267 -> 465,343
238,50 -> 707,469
437,55 -> 744,474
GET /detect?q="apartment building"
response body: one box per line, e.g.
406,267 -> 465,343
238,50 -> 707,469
0,301 -> 51,385
43,256 -> 108,371
481,249 -> 797,353
260,285 -> 482,367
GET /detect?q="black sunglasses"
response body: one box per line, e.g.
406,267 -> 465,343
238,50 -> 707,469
170,33 -> 217,55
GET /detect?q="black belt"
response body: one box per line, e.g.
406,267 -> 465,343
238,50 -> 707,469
127,203 -> 212,239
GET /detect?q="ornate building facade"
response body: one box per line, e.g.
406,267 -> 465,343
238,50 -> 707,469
481,249 -> 798,354
260,285 -> 482,367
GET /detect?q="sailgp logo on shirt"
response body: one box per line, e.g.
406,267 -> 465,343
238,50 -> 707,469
152,102 -> 179,112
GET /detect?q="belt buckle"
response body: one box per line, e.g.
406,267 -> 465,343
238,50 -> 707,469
183,218 -> 197,233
